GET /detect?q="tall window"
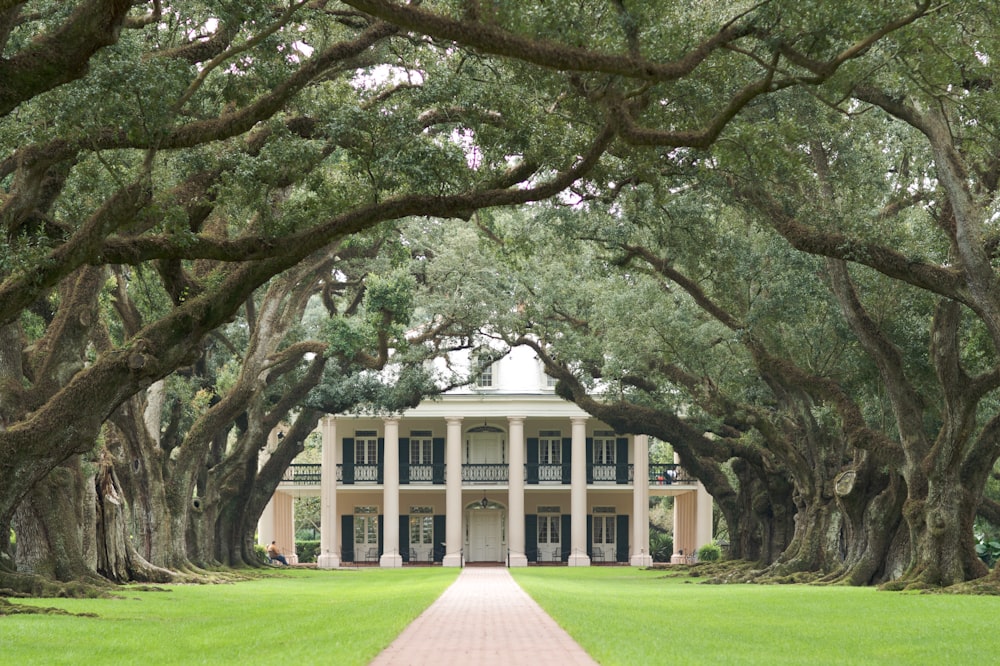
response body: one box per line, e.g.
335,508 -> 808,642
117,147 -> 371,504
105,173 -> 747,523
474,353 -> 495,388
355,430 -> 378,464
409,431 -> 433,464
593,431 -> 616,464
593,507 -> 616,546
538,516 -> 561,545
409,507 -> 434,546
539,430 -> 562,464
354,506 -> 378,548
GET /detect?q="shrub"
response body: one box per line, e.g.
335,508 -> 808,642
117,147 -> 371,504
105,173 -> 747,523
296,540 -> 320,563
650,532 -> 673,562
975,536 -> 1000,567
697,542 -> 722,562
253,544 -> 268,563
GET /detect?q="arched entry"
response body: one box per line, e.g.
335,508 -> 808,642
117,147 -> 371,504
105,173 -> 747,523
465,498 -> 506,563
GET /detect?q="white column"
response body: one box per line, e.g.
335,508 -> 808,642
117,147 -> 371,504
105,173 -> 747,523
568,416 -> 590,566
317,416 -> 340,569
380,417 -> 403,567
631,435 -> 653,566
695,481 -> 714,552
271,492 -> 297,564
258,498 -> 276,548
672,492 -> 694,563
507,416 -> 527,567
443,417 -> 464,567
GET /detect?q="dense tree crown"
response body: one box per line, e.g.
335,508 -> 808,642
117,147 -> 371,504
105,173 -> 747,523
7,0 -> 1000,594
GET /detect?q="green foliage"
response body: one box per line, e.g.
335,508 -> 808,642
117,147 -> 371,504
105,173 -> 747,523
697,542 -> 722,562
650,532 -> 673,563
295,540 -> 320,563
974,538 -> 1000,568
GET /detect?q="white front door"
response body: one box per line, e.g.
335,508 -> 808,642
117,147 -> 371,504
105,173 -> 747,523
469,510 -> 502,562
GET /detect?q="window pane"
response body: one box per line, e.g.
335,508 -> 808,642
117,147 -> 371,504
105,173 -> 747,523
550,518 -> 560,543
423,516 -> 433,544
594,517 -> 603,543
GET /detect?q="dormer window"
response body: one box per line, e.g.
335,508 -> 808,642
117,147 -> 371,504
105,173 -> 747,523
474,352 -> 495,388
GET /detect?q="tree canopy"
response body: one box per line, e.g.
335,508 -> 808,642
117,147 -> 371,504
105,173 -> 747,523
9,0 -> 994,593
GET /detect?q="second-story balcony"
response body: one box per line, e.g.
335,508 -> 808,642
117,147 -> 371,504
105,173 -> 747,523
280,463 -> 695,487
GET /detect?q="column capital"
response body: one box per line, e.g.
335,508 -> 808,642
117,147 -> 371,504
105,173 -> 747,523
570,415 -> 589,426
321,414 -> 337,425
383,416 -> 400,426
445,416 -> 463,426
507,415 -> 526,425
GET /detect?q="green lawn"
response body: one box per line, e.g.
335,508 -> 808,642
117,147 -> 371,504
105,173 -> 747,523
3,567 -> 459,666
511,567 -> 1000,665
5,566 -> 1000,665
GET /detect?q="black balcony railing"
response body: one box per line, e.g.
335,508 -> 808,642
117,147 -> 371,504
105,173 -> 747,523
281,463 -> 321,484
402,463 -> 446,485
462,463 -> 508,483
649,463 -> 694,485
525,463 -> 570,484
280,462 -> 696,486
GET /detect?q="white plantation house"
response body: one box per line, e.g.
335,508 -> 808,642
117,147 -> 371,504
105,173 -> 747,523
259,345 -> 713,567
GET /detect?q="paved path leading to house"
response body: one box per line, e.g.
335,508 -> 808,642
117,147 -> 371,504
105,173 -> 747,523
369,567 -> 599,666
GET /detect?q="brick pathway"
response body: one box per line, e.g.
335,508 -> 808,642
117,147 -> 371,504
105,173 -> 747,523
369,567 -> 599,665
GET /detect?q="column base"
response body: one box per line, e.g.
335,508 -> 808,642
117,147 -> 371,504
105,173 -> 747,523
379,553 -> 404,568
317,553 -> 341,569
287,554 -> 299,565
630,554 -> 653,567
568,553 -> 591,567
508,552 -> 529,568
442,553 -> 463,567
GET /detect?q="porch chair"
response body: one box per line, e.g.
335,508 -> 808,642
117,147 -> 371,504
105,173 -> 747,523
365,546 -> 379,565
591,547 -> 606,564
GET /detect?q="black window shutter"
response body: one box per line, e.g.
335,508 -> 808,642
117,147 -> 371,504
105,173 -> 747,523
341,515 -> 354,562
433,515 -> 446,562
399,437 -> 410,484
525,514 -> 538,563
616,437 -> 629,484
586,437 -> 594,483
616,514 -> 630,563
432,438 -> 445,484
526,437 -> 539,484
587,514 -> 593,558
399,515 -> 410,562
561,437 -> 572,484
377,437 -> 385,484
377,514 -> 384,556
560,514 -> 572,561
342,438 -> 355,484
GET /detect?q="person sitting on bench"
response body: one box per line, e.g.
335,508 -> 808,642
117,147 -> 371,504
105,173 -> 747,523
267,541 -> 289,565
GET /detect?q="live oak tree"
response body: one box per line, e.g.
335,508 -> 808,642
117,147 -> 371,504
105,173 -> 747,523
706,2 -> 1000,586
476,195 -> 902,583
0,1 -> 605,586
0,0 -> 933,591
